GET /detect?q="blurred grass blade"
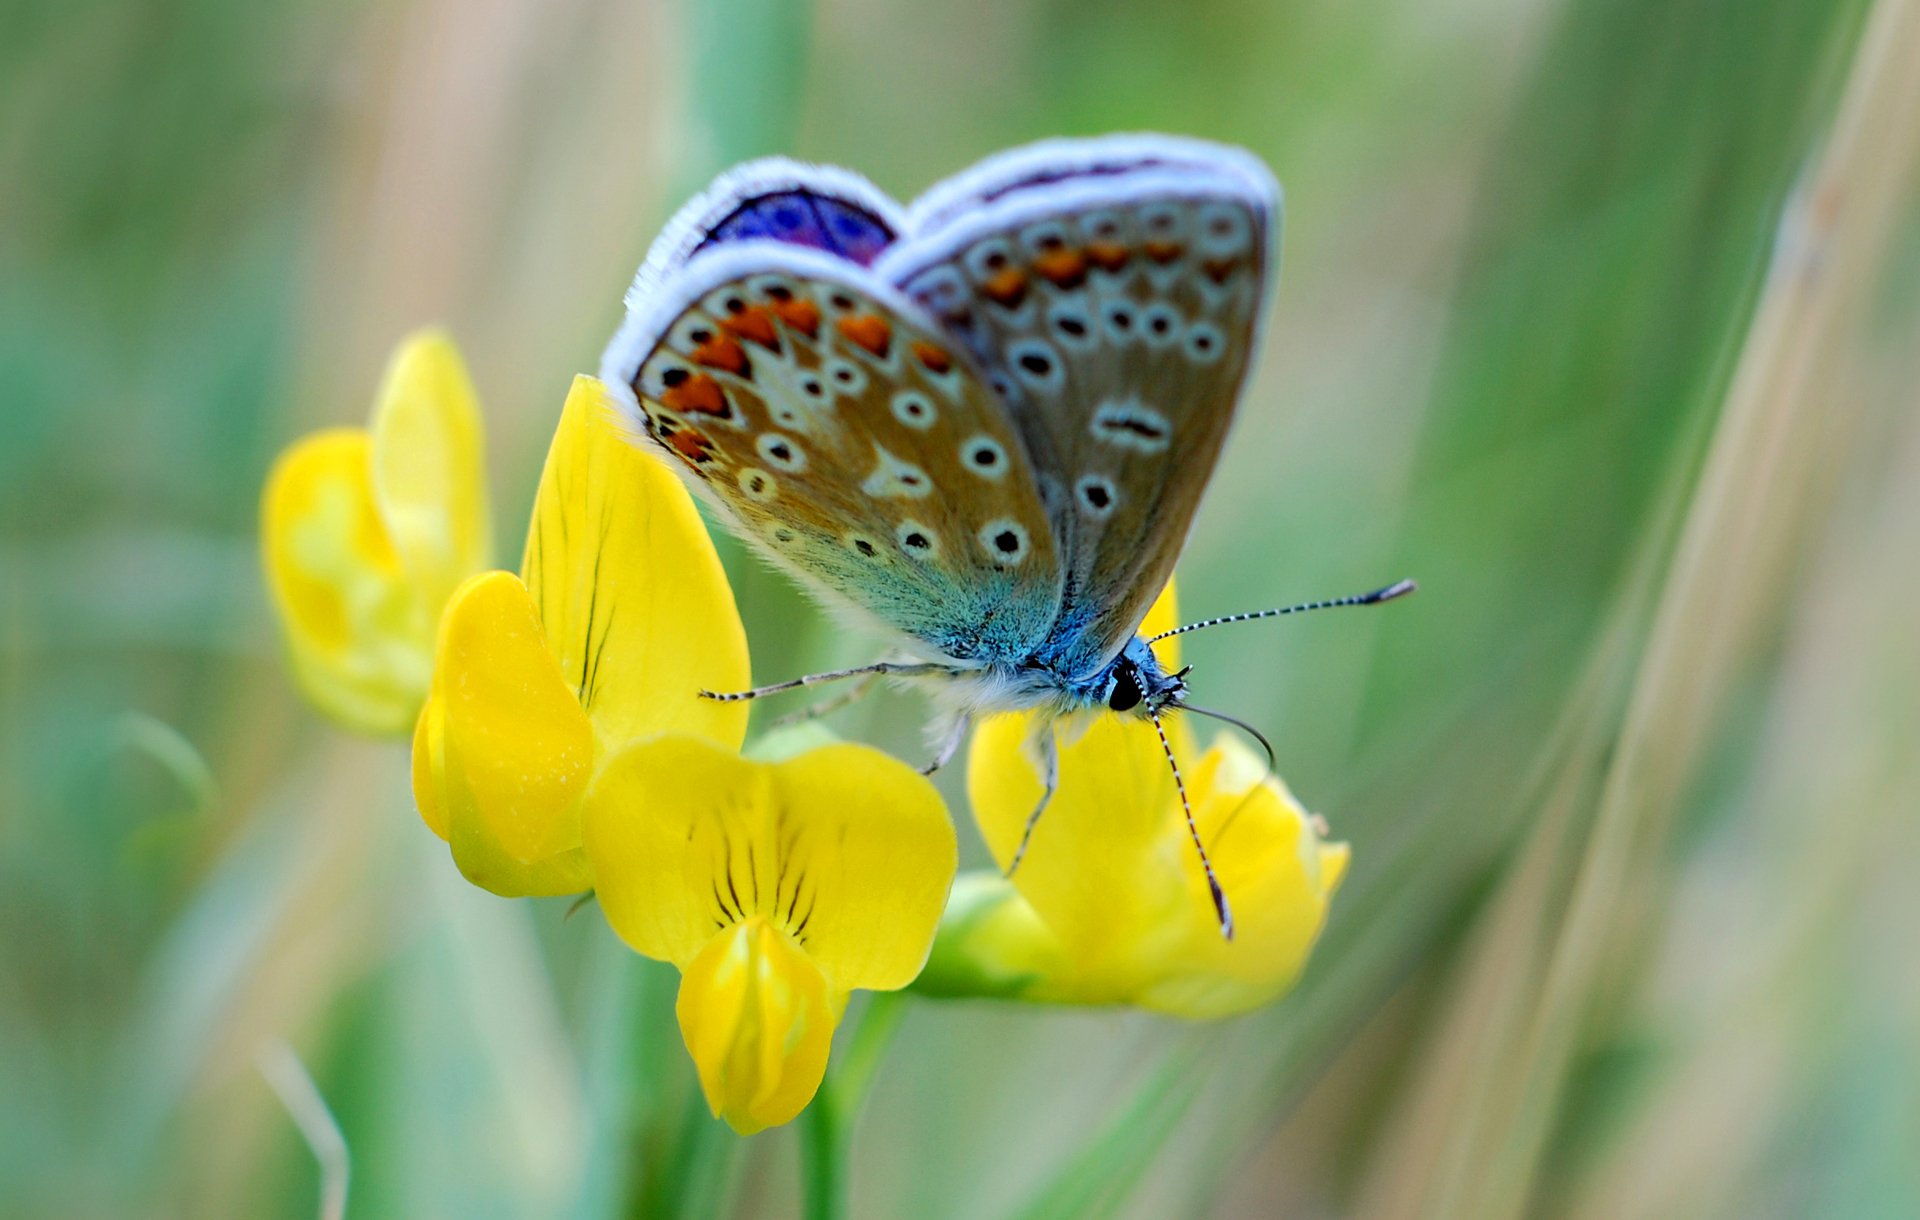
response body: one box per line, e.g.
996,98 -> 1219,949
258,1040 -> 349,1220
1013,1039 -> 1207,1220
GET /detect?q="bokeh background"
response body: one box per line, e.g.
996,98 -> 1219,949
5,0 -> 1919,1215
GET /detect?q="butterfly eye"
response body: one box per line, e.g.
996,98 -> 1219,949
1107,666 -> 1143,712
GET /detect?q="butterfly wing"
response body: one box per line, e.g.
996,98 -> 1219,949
600,241 -> 1063,666
880,135 -> 1279,678
625,158 -> 906,306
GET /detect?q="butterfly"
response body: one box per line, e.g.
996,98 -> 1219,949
600,135 -> 1412,936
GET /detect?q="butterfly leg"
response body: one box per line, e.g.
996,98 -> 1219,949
699,661 -> 950,703
1004,725 -> 1059,877
919,713 -> 972,776
769,673 -> 881,728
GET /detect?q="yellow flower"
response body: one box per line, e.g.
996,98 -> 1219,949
410,375 -> 748,896
922,584 -> 1350,1020
261,330 -> 492,734
583,736 -> 955,1134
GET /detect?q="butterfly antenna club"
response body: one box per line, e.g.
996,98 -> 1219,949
1147,578 -> 1416,645
1153,711 -> 1233,940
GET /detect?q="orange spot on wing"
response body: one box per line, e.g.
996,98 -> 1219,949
911,341 -> 952,374
691,334 -> 749,375
722,306 -> 781,349
1144,240 -> 1185,264
772,298 -> 821,338
664,427 -> 715,464
1203,257 -> 1241,284
836,313 -> 893,358
1033,249 -> 1088,289
662,374 -> 731,417
1085,241 -> 1130,272
983,268 -> 1029,309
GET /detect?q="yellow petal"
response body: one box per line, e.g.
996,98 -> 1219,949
584,737 -> 769,966
431,570 -> 594,894
968,711 -> 1184,978
521,376 -> 748,753
676,917 -> 837,1135
1130,735 -> 1349,1019
770,744 -> 957,992
411,699 -> 448,841
261,428 -> 430,734
583,736 -> 955,992
369,330 -> 493,615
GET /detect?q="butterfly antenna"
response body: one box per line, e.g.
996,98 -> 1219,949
1147,578 -> 1417,645
1180,703 -> 1277,773
1152,710 -> 1233,940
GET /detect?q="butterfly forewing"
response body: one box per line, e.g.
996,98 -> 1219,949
882,138 -> 1278,678
602,242 -> 1063,666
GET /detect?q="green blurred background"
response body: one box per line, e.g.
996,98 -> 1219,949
5,0 -> 1919,1215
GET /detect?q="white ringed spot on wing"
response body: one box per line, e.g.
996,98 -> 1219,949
1019,219 -> 1072,258
1100,300 -> 1140,345
757,432 -> 807,471
739,468 -> 778,502
1138,201 -> 1187,242
1047,302 -> 1097,352
911,265 -> 970,318
1140,303 -> 1184,349
1076,208 -> 1126,244
960,435 -> 1009,480
1184,321 -> 1226,365
1075,474 -> 1119,519
962,237 -> 1017,284
822,356 -> 868,396
891,389 -> 937,429
1091,399 -> 1172,453
1008,339 -> 1064,393
895,519 -> 939,558
1196,201 -> 1254,258
861,445 -> 933,498
977,519 -> 1032,565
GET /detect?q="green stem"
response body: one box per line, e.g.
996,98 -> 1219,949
800,992 -> 910,1220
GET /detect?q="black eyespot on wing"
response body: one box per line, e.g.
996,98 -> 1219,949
904,532 -> 930,550
993,530 -> 1019,554
854,539 -> 876,557
662,367 -> 690,387
1018,351 -> 1052,376
970,446 -> 999,468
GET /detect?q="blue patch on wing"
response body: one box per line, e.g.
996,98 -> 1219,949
697,191 -> 895,266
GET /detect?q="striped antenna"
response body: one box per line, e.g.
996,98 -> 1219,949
1146,578 -> 1417,645
1153,710 -> 1233,940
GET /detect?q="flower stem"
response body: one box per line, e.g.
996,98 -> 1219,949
800,992 -> 910,1220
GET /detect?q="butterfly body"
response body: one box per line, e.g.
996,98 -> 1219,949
602,134 -> 1278,722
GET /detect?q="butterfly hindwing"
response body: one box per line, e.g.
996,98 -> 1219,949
601,242 -> 1063,665
881,136 -> 1279,677
625,158 -> 905,307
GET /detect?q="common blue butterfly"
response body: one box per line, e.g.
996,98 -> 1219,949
601,135 -> 1413,935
